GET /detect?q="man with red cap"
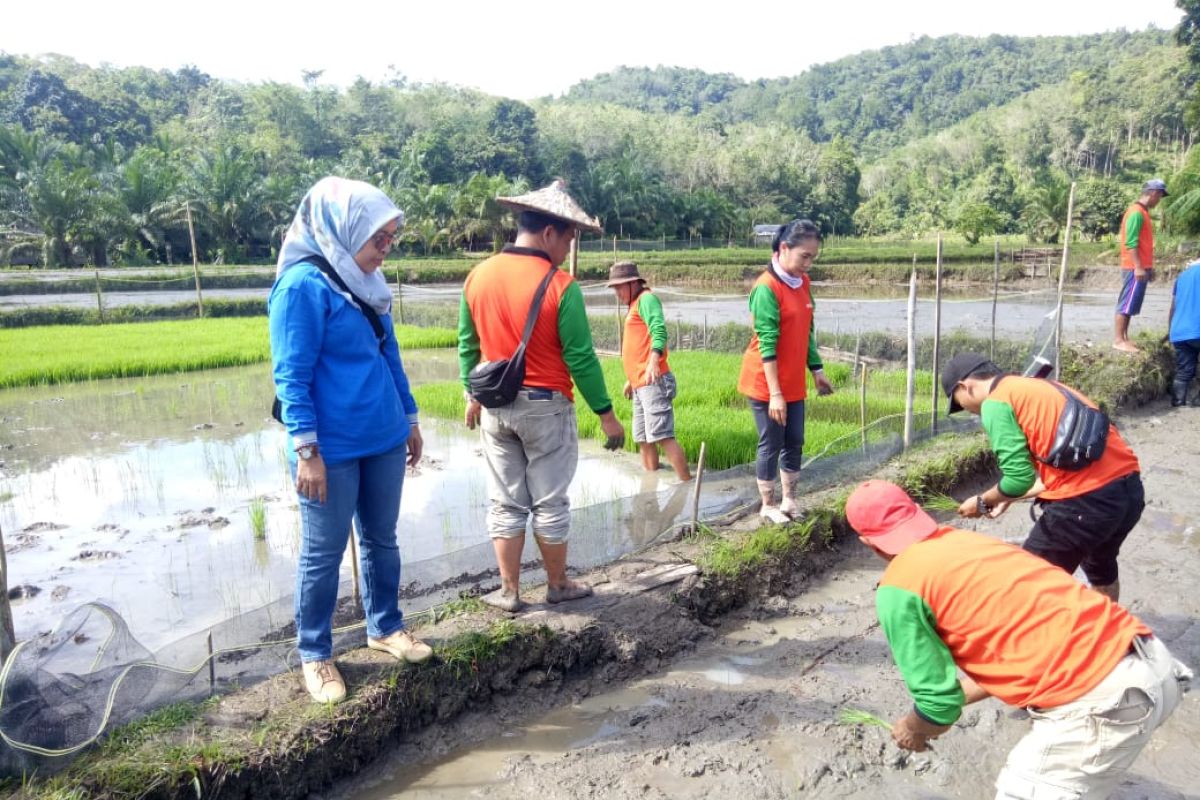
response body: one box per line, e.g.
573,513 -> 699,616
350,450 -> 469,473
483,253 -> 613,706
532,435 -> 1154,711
845,479 -> 1190,799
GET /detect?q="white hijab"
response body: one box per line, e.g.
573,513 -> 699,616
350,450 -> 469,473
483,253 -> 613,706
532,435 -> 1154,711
276,176 -> 403,314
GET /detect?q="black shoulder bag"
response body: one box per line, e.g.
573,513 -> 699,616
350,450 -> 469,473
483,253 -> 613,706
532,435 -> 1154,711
271,254 -> 388,423
1038,381 -> 1110,471
467,266 -> 557,409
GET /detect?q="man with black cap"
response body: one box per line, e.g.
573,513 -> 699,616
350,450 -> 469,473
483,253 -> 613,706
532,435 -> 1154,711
940,352 -> 1143,601
459,179 -> 625,612
845,479 -> 1189,799
1114,178 -> 1168,353
607,260 -> 691,482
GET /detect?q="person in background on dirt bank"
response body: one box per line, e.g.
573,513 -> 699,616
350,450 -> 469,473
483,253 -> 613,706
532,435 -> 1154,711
270,177 -> 432,704
737,219 -> 834,524
1168,259 -> 1200,406
459,180 -> 625,613
1114,178 -> 1168,353
846,479 -> 1191,800
941,352 -> 1142,602
607,260 -> 692,482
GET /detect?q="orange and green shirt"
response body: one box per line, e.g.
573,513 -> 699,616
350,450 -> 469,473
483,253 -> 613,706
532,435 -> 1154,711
1120,202 -> 1154,270
981,376 -> 1139,501
737,267 -> 823,403
458,246 -> 612,414
622,288 -> 670,388
879,526 -> 1150,725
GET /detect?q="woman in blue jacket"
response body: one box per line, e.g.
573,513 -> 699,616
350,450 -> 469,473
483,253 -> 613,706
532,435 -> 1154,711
269,177 -> 431,703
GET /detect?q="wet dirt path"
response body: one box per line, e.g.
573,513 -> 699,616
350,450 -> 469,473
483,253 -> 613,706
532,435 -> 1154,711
328,400 -> 1200,800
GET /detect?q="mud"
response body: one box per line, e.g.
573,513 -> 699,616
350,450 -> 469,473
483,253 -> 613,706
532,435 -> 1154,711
327,402 -> 1200,800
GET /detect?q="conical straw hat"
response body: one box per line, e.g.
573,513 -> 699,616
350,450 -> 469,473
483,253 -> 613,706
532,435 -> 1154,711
496,179 -> 603,234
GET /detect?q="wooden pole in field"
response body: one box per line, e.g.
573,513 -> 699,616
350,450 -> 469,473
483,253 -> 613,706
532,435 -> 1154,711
0,521 -> 14,664
859,362 -> 868,452
94,268 -> 104,323
930,234 -> 944,434
1054,183 -> 1078,379
394,267 -> 405,325
852,328 -> 862,379
186,201 -> 204,318
991,239 -> 1000,361
690,442 -> 708,534
569,235 -> 578,278
206,632 -> 216,695
348,524 -> 361,610
904,267 -> 918,449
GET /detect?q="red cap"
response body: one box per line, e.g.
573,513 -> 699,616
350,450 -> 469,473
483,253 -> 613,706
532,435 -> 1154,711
845,480 -> 938,555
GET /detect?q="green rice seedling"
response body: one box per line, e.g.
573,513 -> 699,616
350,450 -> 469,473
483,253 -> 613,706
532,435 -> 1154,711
249,497 -> 268,541
0,319 -> 456,388
838,708 -> 892,729
922,492 -> 961,512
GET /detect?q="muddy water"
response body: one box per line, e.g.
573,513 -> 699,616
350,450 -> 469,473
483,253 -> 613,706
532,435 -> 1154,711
332,403 -> 1200,800
0,352 -> 747,651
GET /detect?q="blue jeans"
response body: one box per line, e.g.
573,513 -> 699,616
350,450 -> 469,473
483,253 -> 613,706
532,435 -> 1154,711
293,444 -> 407,662
748,398 -> 805,481
1174,338 -> 1200,384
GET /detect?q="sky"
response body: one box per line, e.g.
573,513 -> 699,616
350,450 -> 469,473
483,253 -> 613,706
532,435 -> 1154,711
0,0 -> 1187,100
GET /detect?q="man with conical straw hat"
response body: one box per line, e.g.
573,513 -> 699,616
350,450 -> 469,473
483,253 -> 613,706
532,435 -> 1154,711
459,179 -> 626,612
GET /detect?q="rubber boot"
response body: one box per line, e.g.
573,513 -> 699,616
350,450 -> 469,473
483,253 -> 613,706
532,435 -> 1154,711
779,469 -> 802,519
758,479 -> 789,524
1171,379 -> 1190,407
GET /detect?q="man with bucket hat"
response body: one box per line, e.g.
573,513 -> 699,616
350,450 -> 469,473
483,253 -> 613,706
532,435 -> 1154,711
845,479 -> 1190,799
459,179 -> 625,612
1114,178 -> 1168,353
607,260 -> 691,482
940,351 -> 1143,601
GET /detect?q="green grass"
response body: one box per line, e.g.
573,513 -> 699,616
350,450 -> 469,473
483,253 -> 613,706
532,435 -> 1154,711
248,497 -> 267,541
0,319 -> 456,388
415,352 -> 936,472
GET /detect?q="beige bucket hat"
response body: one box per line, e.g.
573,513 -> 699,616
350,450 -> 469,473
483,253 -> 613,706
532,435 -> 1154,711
605,261 -> 645,287
496,179 -> 603,234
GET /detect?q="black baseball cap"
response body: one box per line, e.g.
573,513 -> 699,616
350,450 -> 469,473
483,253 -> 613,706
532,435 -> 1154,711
941,352 -> 999,413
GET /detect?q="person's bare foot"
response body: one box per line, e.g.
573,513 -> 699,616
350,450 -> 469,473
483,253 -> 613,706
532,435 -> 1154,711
481,588 -> 525,612
546,581 -> 593,604
1112,341 -> 1140,353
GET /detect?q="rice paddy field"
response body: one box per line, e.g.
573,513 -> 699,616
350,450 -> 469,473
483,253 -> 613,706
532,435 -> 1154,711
0,319 -> 457,388
413,351 -> 937,472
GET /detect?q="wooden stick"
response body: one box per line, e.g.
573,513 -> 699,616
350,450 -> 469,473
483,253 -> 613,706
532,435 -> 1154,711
859,362 -> 868,452
904,267 -> 918,449
94,268 -> 104,324
348,523 -> 361,610
1054,183 -> 1077,380
930,234 -> 944,433
569,235 -> 578,278
186,201 -> 204,318
991,239 -> 999,361
206,631 -> 216,695
690,442 -> 708,534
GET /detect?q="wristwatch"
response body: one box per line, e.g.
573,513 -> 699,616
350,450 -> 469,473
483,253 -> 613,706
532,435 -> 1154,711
297,444 -> 319,461
975,495 -> 993,515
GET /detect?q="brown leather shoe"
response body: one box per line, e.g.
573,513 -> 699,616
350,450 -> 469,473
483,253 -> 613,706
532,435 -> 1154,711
368,630 -> 433,664
302,659 -> 346,703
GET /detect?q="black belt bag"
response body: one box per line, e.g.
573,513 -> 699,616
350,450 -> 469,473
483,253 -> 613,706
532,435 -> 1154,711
1038,382 -> 1110,471
468,266 -> 557,409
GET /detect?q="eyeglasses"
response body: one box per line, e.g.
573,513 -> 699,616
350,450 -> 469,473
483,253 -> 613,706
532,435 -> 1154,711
371,230 -> 397,251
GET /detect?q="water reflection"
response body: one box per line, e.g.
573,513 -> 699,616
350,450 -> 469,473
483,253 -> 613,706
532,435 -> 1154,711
0,354 -> 748,650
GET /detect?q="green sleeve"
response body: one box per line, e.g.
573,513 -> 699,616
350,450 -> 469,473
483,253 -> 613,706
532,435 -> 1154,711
877,584 -> 965,726
1124,209 -> 1143,251
558,281 -> 613,415
748,284 -> 781,360
980,398 -> 1037,497
637,292 -> 669,353
457,292 -> 481,392
807,310 -> 823,371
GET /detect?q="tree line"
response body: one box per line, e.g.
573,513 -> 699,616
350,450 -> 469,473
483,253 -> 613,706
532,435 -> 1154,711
0,23 -> 1198,268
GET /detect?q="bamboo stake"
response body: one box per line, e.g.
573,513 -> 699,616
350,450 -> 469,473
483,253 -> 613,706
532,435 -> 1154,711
395,267 -> 405,325
569,235 -> 578,278
930,234 -> 944,434
94,268 -> 104,324
1054,183 -> 1078,379
0,521 -> 14,664
852,328 -> 862,380
690,442 -> 708,534
991,239 -> 999,361
904,267 -> 918,449
859,362 -> 868,453
186,201 -> 204,318
207,632 -> 216,695
348,524 -> 361,610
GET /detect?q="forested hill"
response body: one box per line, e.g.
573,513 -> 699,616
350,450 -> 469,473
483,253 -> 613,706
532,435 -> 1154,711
563,29 -> 1175,155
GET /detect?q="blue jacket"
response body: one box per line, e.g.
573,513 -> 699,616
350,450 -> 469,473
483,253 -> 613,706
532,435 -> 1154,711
1171,262 -> 1200,344
268,263 -> 418,465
